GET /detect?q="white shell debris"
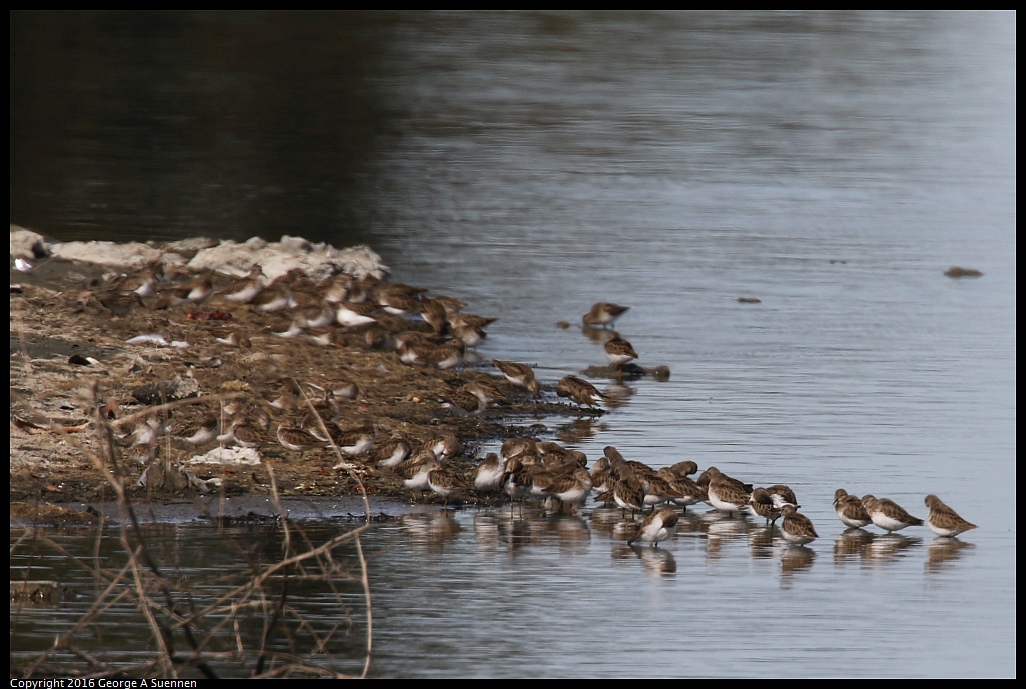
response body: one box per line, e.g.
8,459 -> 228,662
186,446 -> 262,466
126,334 -> 168,345
124,334 -> 190,349
10,227 -> 389,282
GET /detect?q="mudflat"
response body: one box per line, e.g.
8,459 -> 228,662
9,231 -> 583,519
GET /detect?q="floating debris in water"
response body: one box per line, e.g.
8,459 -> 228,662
647,365 -> 671,381
945,266 -> 983,278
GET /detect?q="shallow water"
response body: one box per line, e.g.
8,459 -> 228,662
10,11 -> 1016,677
8,502 -> 1010,677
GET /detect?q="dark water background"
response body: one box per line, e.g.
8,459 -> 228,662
10,11 -> 1016,677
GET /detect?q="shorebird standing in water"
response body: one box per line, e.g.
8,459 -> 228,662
583,302 -> 630,328
780,505 -> 818,545
556,375 -> 608,409
833,489 -> 872,529
603,332 -> 638,368
861,495 -> 924,533
628,508 -> 679,547
924,494 -> 978,538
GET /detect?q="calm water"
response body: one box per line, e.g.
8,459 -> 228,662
10,11 -> 1016,677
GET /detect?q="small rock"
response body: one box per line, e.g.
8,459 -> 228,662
131,377 -> 200,405
9,226 -> 50,260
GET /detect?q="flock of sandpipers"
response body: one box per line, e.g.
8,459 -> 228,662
91,262 -> 978,548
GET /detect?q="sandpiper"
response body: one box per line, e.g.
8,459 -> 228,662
582,302 -> 629,328
397,450 -> 440,492
251,281 -> 294,313
322,274 -> 354,304
556,375 -> 607,408
833,489 -> 872,529
424,434 -> 462,459
321,378 -> 359,400
294,301 -> 336,329
276,421 -> 327,454
748,488 -> 784,524
363,325 -> 392,350
611,474 -> 648,516
452,324 -> 487,348
336,300 -> 379,327
448,313 -> 497,333
924,494 -> 978,538
462,380 -> 505,406
213,331 -> 252,348
627,508 -> 679,547
369,435 -> 413,468
501,436 -> 538,461
547,467 -> 593,511
668,460 -> 699,477
167,273 -> 215,306
376,290 -> 421,317
98,290 -> 143,316
220,265 -> 265,303
420,298 -> 449,335
115,266 -> 161,298
119,416 -> 164,449
267,378 -> 307,411
762,484 -> 799,508
501,456 -> 530,504
862,495 -> 924,533
392,330 -> 445,352
219,412 -> 273,449
474,453 -> 506,493
493,360 -> 541,393
441,387 -> 488,417
432,294 -> 467,314
172,413 -> 220,447
657,467 -> 707,507
426,465 -> 471,505
398,340 -> 465,370
330,423 -> 376,457
706,471 -> 752,515
697,466 -> 753,494
603,333 -> 638,367
780,505 -> 818,545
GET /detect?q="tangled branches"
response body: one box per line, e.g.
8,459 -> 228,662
10,382 -> 375,679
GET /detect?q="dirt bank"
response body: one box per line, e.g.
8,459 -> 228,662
10,230 -> 590,521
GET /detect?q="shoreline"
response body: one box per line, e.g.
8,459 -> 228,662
10,227 -> 588,524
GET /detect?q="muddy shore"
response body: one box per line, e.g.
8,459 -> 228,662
10,228 -> 591,524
